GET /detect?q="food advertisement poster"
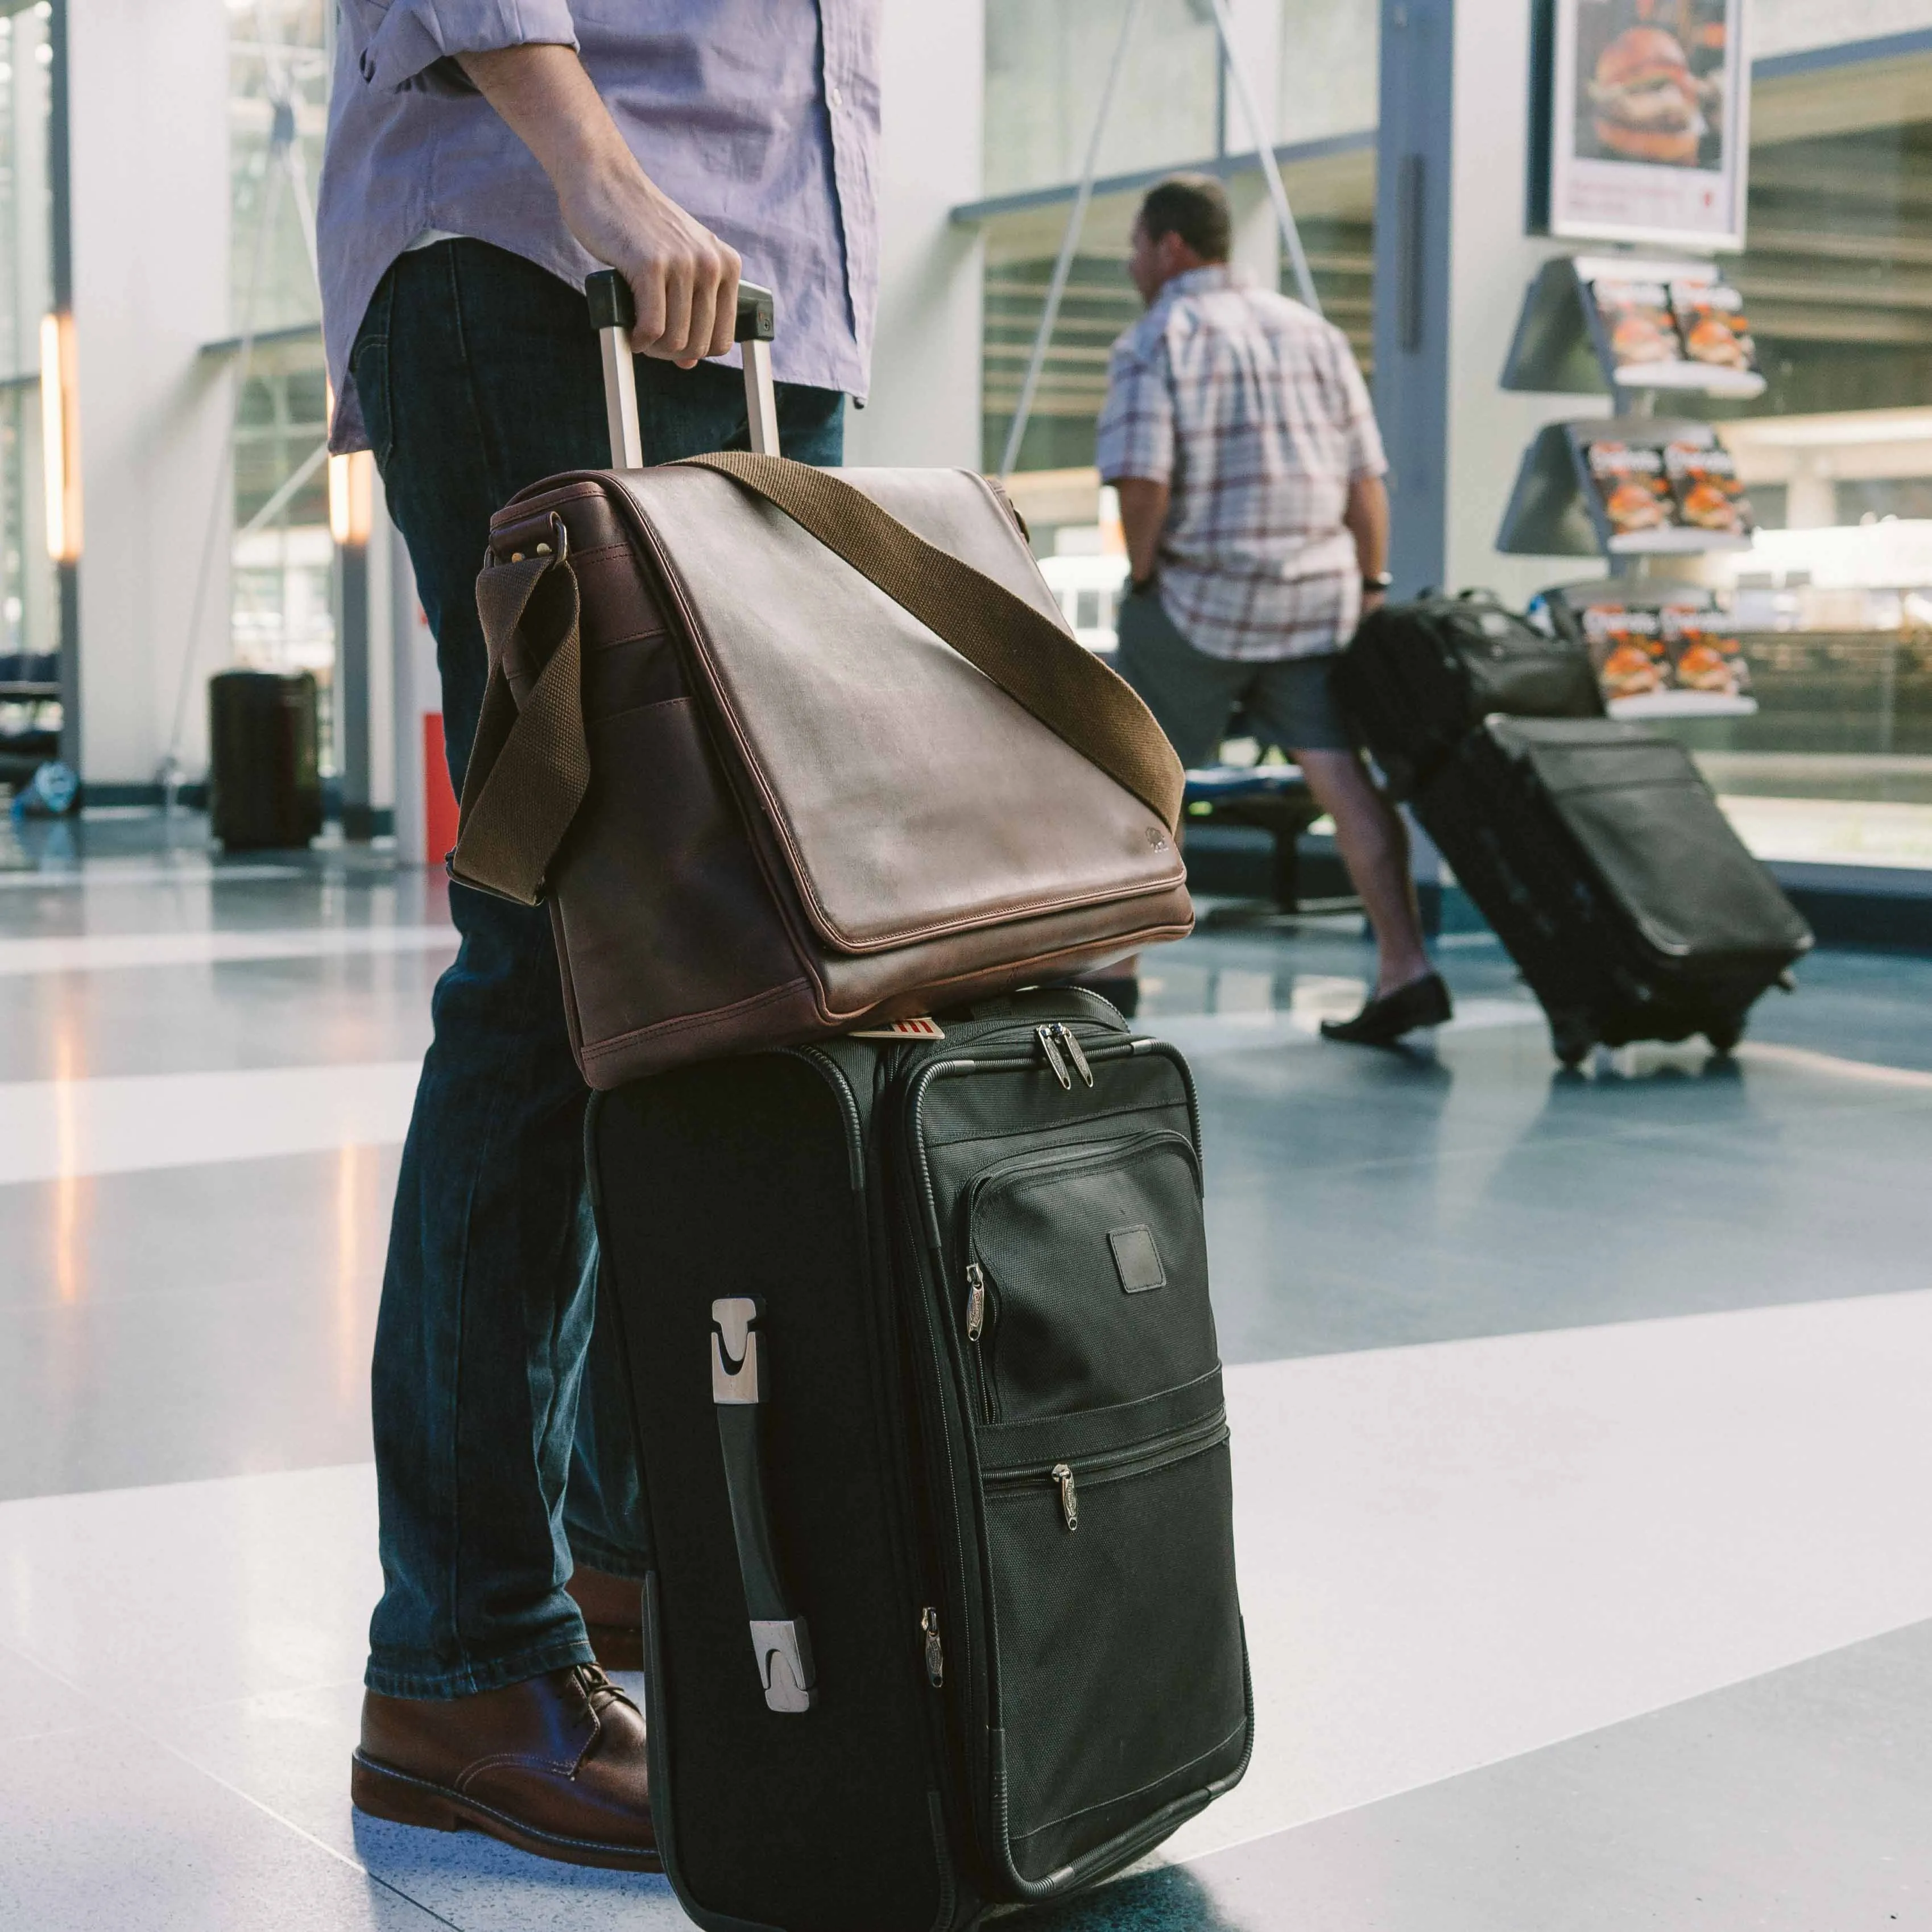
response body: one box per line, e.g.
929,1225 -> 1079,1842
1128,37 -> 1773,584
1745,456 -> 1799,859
1542,0 -> 1749,249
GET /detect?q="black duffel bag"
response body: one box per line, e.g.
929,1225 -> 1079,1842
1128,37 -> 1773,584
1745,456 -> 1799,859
1334,589 -> 1602,797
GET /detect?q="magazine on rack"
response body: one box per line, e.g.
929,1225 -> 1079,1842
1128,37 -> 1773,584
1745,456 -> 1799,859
1665,438 -> 1755,536
1580,604 -> 1674,701
1662,608 -> 1753,697
1586,276 -> 1683,373
1584,440 -> 1677,539
1670,280 -> 1757,376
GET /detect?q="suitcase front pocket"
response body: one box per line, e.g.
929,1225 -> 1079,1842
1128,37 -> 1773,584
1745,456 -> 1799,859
978,1403 -> 1247,1887
962,1130 -> 1215,1422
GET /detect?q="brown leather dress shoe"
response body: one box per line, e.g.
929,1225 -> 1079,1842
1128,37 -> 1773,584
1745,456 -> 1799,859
565,1565 -> 645,1672
352,1664 -> 659,1871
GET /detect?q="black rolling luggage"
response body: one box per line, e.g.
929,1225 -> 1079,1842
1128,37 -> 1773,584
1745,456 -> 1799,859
587,987 -> 1251,1931
207,668 -> 323,850
1417,717 -> 1811,1064
1333,588 -> 1602,798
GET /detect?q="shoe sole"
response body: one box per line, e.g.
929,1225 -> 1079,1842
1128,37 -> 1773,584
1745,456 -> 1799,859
350,1750 -> 662,1872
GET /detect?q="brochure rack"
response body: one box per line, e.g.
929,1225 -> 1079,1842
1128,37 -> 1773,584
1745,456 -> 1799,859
1530,577 -> 1757,721
1499,252 -> 1762,718
1501,255 -> 1765,400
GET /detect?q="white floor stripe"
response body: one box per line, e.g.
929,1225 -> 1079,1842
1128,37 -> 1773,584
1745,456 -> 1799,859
0,1291 -> 1924,1926
0,863 -> 301,892
0,924 -> 457,977
1165,1288 -> 1932,1865
0,1060 -> 423,1185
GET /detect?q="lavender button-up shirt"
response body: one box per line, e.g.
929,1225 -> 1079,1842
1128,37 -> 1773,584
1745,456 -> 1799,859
318,0 -> 879,453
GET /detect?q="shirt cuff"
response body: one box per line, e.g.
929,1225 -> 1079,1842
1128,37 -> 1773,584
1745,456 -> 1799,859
355,0 -> 580,96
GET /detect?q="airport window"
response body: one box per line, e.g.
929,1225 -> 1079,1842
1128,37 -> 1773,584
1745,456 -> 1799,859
975,0 -> 1377,561
220,0 -> 336,764
1670,38 -> 1932,843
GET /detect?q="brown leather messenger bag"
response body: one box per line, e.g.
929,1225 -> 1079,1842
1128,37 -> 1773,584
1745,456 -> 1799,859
448,278 -> 1191,1090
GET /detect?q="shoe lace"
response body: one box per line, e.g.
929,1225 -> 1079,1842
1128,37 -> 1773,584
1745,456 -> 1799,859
572,1662 -> 636,1719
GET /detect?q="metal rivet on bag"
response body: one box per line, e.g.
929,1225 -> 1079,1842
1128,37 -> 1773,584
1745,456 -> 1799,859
536,542 -> 552,555
511,552 -> 524,562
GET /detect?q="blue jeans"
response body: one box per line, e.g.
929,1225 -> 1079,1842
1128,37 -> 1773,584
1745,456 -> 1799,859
354,239 -> 844,1698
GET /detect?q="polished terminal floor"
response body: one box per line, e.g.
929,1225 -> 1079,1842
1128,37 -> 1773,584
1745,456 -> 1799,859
2,812 -> 1929,1929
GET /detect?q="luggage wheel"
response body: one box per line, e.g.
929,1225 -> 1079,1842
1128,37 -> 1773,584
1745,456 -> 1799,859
1550,1016 -> 1594,1069
1704,1017 -> 1744,1057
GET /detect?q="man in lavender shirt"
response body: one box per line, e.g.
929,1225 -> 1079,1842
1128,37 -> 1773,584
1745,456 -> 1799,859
319,3 -> 878,1867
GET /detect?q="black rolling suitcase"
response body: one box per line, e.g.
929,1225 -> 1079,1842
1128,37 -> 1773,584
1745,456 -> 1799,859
1337,594 -> 1811,1063
579,282 -> 1247,1930
1416,717 -> 1811,1064
207,668 -> 323,850
588,987 -> 1251,1930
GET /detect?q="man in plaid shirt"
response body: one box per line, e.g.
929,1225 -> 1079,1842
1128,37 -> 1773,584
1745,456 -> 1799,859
1098,174 -> 1450,1044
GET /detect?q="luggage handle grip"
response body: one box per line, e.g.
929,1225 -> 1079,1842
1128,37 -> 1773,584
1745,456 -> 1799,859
710,1297 -> 816,1714
588,270 -> 779,468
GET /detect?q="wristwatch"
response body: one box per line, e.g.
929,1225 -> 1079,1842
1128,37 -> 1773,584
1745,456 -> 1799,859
1362,572 -> 1393,594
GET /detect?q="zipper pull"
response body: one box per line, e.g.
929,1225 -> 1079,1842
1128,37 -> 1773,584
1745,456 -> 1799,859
964,1261 -> 986,1342
1054,1023 -> 1094,1087
1051,1462 -> 1079,1533
1036,1024 -> 1072,1090
921,1606 -> 945,1686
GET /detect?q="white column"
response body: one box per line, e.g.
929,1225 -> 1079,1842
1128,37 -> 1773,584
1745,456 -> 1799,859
1443,0 -> 1607,603
68,0 -> 231,794
841,0 -> 984,470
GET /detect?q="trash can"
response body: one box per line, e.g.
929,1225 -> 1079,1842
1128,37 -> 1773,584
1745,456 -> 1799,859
207,669 -> 323,851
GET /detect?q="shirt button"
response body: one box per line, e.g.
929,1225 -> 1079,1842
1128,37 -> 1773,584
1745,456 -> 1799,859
829,84 -> 843,109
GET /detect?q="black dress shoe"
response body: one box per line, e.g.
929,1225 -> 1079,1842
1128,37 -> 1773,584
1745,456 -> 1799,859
1319,971 -> 1453,1046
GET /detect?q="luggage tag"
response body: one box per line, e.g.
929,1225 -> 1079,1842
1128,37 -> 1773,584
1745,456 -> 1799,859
849,1016 -> 946,1040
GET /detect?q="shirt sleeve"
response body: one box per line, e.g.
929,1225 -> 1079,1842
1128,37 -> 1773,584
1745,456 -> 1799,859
1095,334 -> 1176,486
342,0 -> 580,98
1331,331 -> 1388,482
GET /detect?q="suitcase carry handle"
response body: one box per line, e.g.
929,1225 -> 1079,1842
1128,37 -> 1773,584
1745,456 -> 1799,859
586,269 -> 779,468
710,1297 -> 817,1714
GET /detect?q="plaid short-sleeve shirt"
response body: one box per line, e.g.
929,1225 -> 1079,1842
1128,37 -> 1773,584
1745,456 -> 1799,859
1095,266 -> 1387,661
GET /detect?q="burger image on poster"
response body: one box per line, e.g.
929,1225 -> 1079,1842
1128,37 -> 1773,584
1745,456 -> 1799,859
1586,24 -> 1707,167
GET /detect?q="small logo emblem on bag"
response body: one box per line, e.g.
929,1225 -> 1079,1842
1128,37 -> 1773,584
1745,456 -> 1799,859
1109,1225 -> 1166,1294
1147,829 -> 1169,850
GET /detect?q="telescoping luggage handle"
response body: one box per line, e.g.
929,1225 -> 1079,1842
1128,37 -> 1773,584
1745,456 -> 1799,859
586,269 -> 779,466
710,1297 -> 816,1714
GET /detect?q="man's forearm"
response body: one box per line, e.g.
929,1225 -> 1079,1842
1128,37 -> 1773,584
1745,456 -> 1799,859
455,44 -> 740,365
457,44 -> 628,182
1113,477 -> 1170,585
1343,475 -> 1390,579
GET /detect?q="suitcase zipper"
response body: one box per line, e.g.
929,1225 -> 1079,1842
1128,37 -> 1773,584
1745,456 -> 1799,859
921,1605 -> 945,1687
983,1410 -> 1230,1532
1035,1024 -> 1073,1089
1050,1462 -> 1078,1532
964,1261 -> 987,1343
1051,1022 -> 1094,1086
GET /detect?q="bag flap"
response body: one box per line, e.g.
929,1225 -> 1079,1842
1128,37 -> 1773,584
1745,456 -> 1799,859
607,465 -> 1185,954
1490,718 -> 1811,959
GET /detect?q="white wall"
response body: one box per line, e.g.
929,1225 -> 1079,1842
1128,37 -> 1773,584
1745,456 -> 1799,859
69,0 -> 231,791
842,0 -> 985,470
1444,0 -> 1605,603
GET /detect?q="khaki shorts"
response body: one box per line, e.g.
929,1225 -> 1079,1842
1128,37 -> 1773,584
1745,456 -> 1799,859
1112,584 -> 1356,768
